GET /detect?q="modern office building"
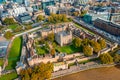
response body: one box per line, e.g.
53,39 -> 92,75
111,0 -> 120,2
8,6 -> 27,17
74,0 -> 90,5
60,0 -> 75,4
45,6 -> 58,15
110,14 -> 120,24
41,0 -> 55,9
0,10 -> 9,18
0,0 -> 6,4
18,12 -> 32,23
13,0 -> 24,4
0,41 -> 9,57
83,15 -> 92,23
23,0 -> 30,6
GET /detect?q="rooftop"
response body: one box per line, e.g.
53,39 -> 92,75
54,62 -> 66,66
0,41 -> 9,47
0,41 -> 9,57
95,18 -> 120,29
56,31 -> 70,37
41,28 -> 52,32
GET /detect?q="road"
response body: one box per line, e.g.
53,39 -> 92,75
14,26 -> 42,37
73,18 -> 120,45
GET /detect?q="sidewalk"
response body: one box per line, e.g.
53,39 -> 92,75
52,62 -> 115,79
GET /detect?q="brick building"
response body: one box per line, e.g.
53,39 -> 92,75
94,18 -> 120,36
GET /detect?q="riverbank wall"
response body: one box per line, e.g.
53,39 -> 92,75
52,63 -> 116,79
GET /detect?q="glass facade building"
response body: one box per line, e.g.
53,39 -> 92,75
13,0 -> 24,4
42,0 -> 55,9
0,0 -> 6,4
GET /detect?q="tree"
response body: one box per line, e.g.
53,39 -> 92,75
73,12 -> 79,16
90,40 -> 101,53
45,42 -> 50,51
97,3 -> 104,7
49,13 -> 57,23
3,18 -> 16,25
39,37 -> 45,44
0,25 -> 3,30
0,26 -> 4,33
80,10 -> 87,17
82,38 -> 90,46
47,13 -> 68,23
52,42 -> 57,48
58,14 -> 63,21
99,53 -> 113,64
4,31 -> 13,39
98,39 -> 106,49
83,45 -> 93,56
14,27 -> 22,32
48,16 -> 54,23
68,18 -> 72,21
113,54 -> 120,63
20,62 -> 53,80
47,32 -> 55,42
62,14 -> 68,22
31,73 -> 39,80
53,14 -> 58,22
37,62 -> 53,80
23,73 -> 30,80
50,48 -> 56,57
73,38 -> 82,48
20,69 -> 30,80
25,26 -> 32,30
36,15 -> 44,22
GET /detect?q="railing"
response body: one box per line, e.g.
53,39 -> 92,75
52,63 -> 115,79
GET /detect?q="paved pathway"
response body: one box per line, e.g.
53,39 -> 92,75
14,26 -> 42,37
3,26 -> 42,70
52,62 -> 115,79
1,69 -> 15,75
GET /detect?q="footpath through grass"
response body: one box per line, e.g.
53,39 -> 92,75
0,72 -> 18,80
5,37 -> 22,70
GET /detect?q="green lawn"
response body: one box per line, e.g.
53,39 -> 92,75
36,46 -> 48,55
69,58 -> 99,66
5,37 -> 22,70
8,24 -> 21,30
0,59 -> 3,66
36,44 -> 81,55
0,72 -> 18,80
74,23 -> 95,35
56,45 -> 82,54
